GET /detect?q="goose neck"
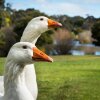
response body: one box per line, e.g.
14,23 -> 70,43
4,60 -> 34,100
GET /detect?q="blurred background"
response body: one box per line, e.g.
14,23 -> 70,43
0,1 -> 100,100
0,0 -> 100,56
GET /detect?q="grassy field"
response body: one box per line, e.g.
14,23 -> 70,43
0,56 -> 100,100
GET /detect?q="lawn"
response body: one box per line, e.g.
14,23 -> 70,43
0,55 -> 100,100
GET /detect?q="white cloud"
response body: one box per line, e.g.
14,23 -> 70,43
82,0 -> 100,4
36,2 -> 88,17
34,0 -> 46,3
8,0 -> 100,17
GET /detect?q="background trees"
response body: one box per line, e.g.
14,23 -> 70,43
0,0 -> 100,56
52,29 -> 74,54
92,21 -> 100,46
0,0 -> 5,9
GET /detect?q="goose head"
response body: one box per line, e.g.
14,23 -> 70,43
27,16 -> 62,31
21,16 -> 62,43
7,42 -> 53,65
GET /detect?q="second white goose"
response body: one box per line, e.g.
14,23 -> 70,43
0,42 -> 53,100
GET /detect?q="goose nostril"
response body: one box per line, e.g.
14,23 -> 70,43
40,52 -> 43,55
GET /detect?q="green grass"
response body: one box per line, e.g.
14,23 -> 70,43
0,56 -> 100,100
0,57 -> 5,75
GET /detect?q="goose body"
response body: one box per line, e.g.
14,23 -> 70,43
0,16 -> 62,99
0,42 -> 53,100
0,77 -> 4,95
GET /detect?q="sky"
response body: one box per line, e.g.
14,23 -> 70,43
6,0 -> 100,18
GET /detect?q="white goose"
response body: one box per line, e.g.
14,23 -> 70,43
0,16 -> 62,99
21,16 -> 62,44
0,42 -> 53,100
20,16 -> 62,98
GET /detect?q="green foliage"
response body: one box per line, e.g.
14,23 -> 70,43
52,15 -> 85,33
92,21 -> 100,46
72,16 -> 84,27
13,9 -> 45,38
6,3 -> 12,13
52,15 -> 73,31
0,29 -> 5,47
13,17 -> 29,41
0,27 -> 17,56
0,0 -> 5,9
1,10 -> 12,27
0,14 -> 2,28
0,1 -> 100,56
36,30 -> 53,47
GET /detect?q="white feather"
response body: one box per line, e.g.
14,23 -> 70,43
0,16 -> 49,99
0,16 -> 59,99
0,42 -> 37,100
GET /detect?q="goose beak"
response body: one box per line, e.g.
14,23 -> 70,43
48,19 -> 62,28
32,47 -> 53,62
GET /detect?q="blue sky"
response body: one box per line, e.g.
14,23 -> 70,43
6,0 -> 100,18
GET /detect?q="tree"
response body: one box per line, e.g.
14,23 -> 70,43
0,0 -> 5,28
52,15 -> 73,31
0,0 -> 5,9
72,16 -> 84,27
83,16 -> 95,30
0,14 -> 2,28
0,27 -> 17,56
92,21 -> 100,46
6,3 -> 12,13
51,28 -> 74,54
78,30 -> 96,44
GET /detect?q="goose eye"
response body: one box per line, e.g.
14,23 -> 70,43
40,18 -> 43,21
22,45 -> 27,49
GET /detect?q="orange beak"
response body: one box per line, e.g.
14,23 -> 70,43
32,47 -> 53,62
48,19 -> 62,28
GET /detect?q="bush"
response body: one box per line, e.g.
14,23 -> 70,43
0,27 -> 17,56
